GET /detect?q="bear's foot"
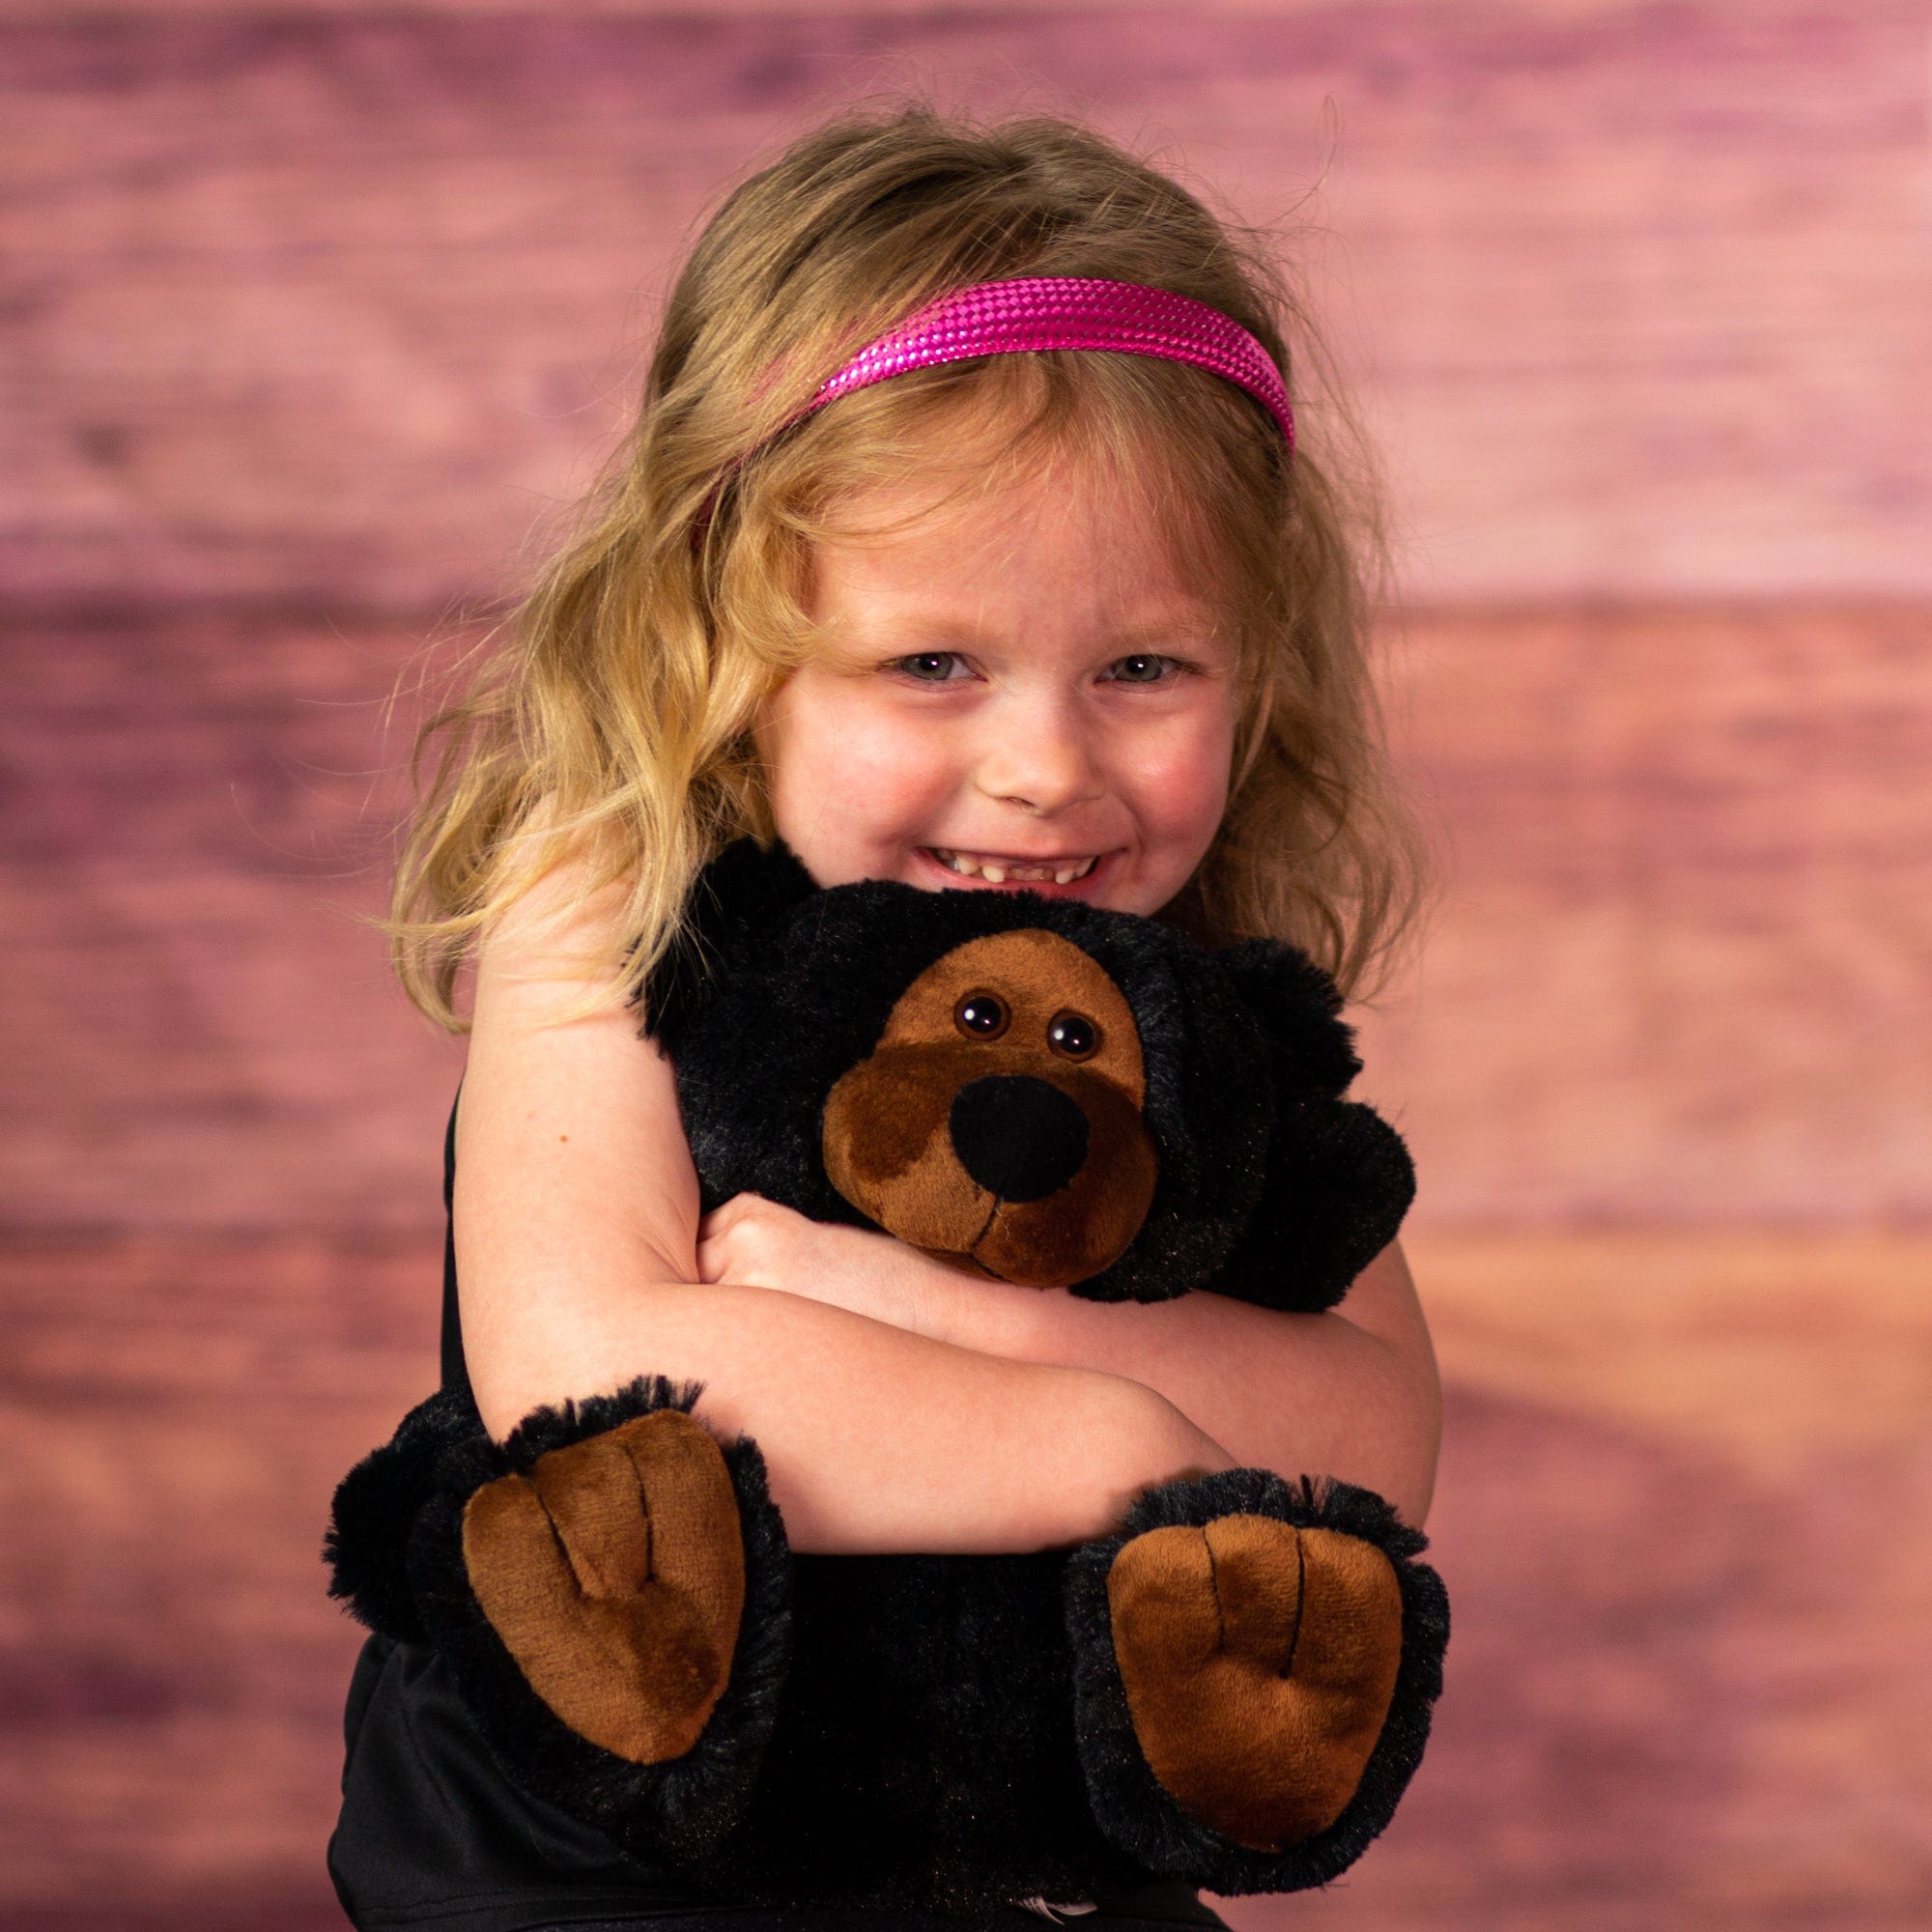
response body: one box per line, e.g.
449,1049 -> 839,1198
326,1376 -> 792,1863
1107,1515 -> 1401,1851
1065,1466 -> 1448,1895
462,1407 -> 745,1764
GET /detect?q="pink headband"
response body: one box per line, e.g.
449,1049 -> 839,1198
692,275 -> 1293,547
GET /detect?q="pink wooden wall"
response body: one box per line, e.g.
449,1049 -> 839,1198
3,7 -> 1927,1929
7,4 -> 1928,609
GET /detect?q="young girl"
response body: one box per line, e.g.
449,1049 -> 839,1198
329,99 -> 1442,1932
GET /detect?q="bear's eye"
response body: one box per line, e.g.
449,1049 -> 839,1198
1047,1010 -> 1099,1060
954,991 -> 1009,1040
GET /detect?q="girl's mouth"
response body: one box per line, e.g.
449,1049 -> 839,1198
919,846 -> 1108,892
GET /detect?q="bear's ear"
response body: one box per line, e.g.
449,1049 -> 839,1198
634,836 -> 818,1047
1205,1097 -> 1416,1314
1214,937 -> 1363,1099
1203,937 -> 1414,1313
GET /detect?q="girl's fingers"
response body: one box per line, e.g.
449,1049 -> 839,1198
694,1230 -> 724,1283
697,1191 -> 765,1243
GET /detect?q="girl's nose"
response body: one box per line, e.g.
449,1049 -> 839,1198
974,699 -> 1105,816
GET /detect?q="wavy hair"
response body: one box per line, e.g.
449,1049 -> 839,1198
385,99 -> 1434,1029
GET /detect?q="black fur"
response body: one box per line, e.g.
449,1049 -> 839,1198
665,1548 -> 1155,1915
1213,936 -> 1365,1097
1209,1096 -> 1417,1311
640,835 -> 821,1047
1204,934 -> 1418,1309
325,1380 -> 491,1644
639,836 -> 1405,1310
325,1376 -> 794,1861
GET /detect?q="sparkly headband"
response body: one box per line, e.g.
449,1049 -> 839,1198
691,275 -> 1293,546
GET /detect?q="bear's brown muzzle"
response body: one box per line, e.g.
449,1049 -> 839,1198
821,928 -> 1158,1288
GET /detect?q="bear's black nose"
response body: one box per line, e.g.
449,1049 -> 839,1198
949,1074 -> 1090,1204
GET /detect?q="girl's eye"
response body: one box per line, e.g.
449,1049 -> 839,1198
1106,654 -> 1179,685
894,651 -> 969,683
892,651 -> 1185,685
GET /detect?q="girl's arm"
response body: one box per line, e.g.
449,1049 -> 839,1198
701,1204 -> 1441,1530
452,850 -> 1234,1559
938,1244 -> 1442,1529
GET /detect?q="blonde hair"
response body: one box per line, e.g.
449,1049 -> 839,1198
386,99 -> 1433,1030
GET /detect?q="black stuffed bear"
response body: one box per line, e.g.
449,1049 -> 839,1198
326,836 -> 1450,1918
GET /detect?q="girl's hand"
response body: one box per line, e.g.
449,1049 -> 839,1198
695,1193 -> 939,1336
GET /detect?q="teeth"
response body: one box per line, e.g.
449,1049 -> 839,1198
930,849 -> 1096,885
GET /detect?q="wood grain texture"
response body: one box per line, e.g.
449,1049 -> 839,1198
0,1236 -> 437,1923
0,611 -> 465,1234
1351,601 -> 1932,1227
3,10 -> 1926,1926
3,4 -> 1926,607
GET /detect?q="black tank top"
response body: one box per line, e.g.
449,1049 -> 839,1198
325,1089 -> 1228,1932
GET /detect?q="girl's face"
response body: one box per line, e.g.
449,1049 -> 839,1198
751,444 -> 1238,918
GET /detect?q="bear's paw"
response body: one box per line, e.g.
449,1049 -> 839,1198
1105,1516 -> 1403,1851
462,1407 -> 746,1763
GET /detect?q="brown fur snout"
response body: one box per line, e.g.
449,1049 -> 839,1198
823,929 -> 1157,1288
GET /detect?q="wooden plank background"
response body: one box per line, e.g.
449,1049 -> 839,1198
2,6 -> 1927,1929
4,3 -> 1928,610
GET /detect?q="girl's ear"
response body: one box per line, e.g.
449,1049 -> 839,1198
635,835 -> 819,1046
1213,936 -> 1364,1099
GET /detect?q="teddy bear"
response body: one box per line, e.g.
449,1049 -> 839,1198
325,835 -> 1450,1918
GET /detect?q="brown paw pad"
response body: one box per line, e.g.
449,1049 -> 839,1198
462,1408 -> 745,1764
1106,1515 -> 1403,1852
